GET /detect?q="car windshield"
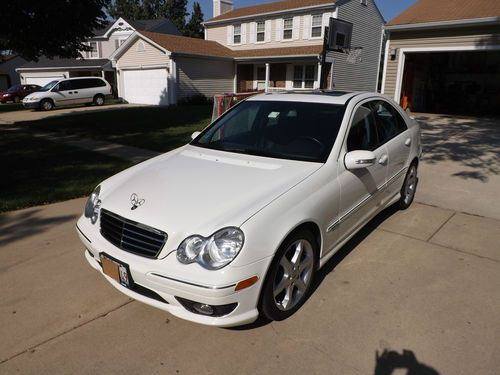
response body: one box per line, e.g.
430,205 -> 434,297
38,80 -> 59,92
192,100 -> 345,163
7,85 -> 20,93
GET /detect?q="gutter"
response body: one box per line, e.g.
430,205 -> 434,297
16,65 -> 108,72
234,53 -> 320,61
385,16 -> 500,31
203,4 -> 336,26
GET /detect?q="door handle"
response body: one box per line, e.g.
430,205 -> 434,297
74,91 -> 78,94
405,138 -> 412,146
378,154 -> 388,165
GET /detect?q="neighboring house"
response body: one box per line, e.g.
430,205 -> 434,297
205,0 -> 385,92
382,0 -> 500,115
110,31 -> 234,105
0,55 -> 27,91
16,17 -> 180,89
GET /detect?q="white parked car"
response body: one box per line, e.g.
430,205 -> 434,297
23,77 -> 111,110
77,92 -> 421,327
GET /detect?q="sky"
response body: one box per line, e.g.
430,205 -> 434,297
187,0 -> 418,22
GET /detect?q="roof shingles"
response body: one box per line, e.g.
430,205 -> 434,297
207,0 -> 336,23
387,0 -> 500,26
141,31 -> 322,59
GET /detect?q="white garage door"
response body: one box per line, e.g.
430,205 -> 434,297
122,69 -> 169,105
25,75 -> 64,86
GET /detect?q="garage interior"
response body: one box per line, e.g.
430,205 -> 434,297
400,50 -> 500,115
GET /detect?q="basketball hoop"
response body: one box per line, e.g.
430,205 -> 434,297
343,46 -> 363,64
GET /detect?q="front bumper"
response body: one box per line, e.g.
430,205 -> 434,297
22,100 -> 40,109
77,216 -> 270,327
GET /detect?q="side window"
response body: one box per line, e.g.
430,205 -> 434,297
347,105 -> 378,151
56,81 -> 73,91
71,80 -> 85,89
372,101 -> 406,144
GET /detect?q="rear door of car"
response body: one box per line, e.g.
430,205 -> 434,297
370,100 -> 411,202
336,100 -> 389,240
70,79 -> 93,104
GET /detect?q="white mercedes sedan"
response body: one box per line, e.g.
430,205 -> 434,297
76,92 -> 421,327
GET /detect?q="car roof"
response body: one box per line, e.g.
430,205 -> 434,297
246,91 -> 369,105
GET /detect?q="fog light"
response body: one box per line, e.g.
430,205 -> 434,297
175,296 -> 237,317
193,303 -> 214,316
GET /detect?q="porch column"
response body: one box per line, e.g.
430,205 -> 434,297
101,70 -> 105,78
265,63 -> 270,93
317,62 -> 322,90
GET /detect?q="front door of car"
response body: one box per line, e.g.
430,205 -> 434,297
51,80 -> 76,106
370,100 -> 412,203
336,102 -> 388,242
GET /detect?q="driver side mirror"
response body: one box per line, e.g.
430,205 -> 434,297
191,131 -> 201,140
344,150 -> 376,170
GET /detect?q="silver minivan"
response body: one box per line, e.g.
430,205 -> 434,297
23,77 -> 112,110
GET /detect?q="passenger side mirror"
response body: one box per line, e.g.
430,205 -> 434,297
191,131 -> 201,140
344,150 -> 376,170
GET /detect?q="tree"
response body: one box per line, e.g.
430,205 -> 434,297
107,0 -> 166,20
185,2 -> 204,39
163,0 -> 188,35
0,0 -> 109,61
107,0 -> 142,19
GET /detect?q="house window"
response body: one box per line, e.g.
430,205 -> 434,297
233,24 -> 241,44
256,21 -> 265,42
88,41 -> 98,58
293,65 -> 316,89
311,14 -> 322,38
283,18 -> 293,40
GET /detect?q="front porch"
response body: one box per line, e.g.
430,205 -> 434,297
236,59 -> 330,92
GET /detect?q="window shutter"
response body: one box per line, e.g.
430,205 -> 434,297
98,42 -> 102,58
227,25 -> 232,45
322,13 -> 331,28
265,20 -> 272,42
275,19 -> 283,41
115,39 -> 119,50
303,15 -> 311,39
241,23 -> 247,44
292,16 -> 300,40
249,22 -> 256,43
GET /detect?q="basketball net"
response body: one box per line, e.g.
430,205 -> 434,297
342,47 -> 363,64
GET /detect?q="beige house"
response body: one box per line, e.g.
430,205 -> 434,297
16,18 -> 180,89
111,31 -> 235,105
110,0 -> 385,106
205,0 -> 384,92
382,0 -> 500,115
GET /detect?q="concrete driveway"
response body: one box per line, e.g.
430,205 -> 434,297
0,103 -> 143,125
1,196 -> 499,374
414,113 -> 500,220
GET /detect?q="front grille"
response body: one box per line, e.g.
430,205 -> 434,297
100,209 -> 167,258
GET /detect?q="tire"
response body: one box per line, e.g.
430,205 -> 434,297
93,94 -> 105,106
260,229 -> 318,321
40,99 -> 54,111
14,96 -> 20,103
398,162 -> 418,210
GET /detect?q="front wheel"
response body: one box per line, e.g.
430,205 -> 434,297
398,163 -> 418,210
260,230 -> 317,321
40,99 -> 54,111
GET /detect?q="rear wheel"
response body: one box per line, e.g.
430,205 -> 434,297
40,99 -> 54,111
93,94 -> 104,106
398,163 -> 418,210
260,230 -> 317,321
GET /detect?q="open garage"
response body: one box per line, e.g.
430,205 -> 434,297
382,0 -> 500,116
399,49 -> 500,115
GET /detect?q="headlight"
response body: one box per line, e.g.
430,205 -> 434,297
177,227 -> 244,270
2,94 -> 9,97
30,97 -> 38,101
84,185 -> 101,224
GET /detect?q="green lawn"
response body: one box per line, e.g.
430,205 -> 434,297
21,104 -> 212,152
0,131 -> 132,212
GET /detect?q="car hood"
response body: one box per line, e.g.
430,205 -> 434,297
99,145 -> 321,251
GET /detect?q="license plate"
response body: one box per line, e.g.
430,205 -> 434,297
99,253 -> 133,288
